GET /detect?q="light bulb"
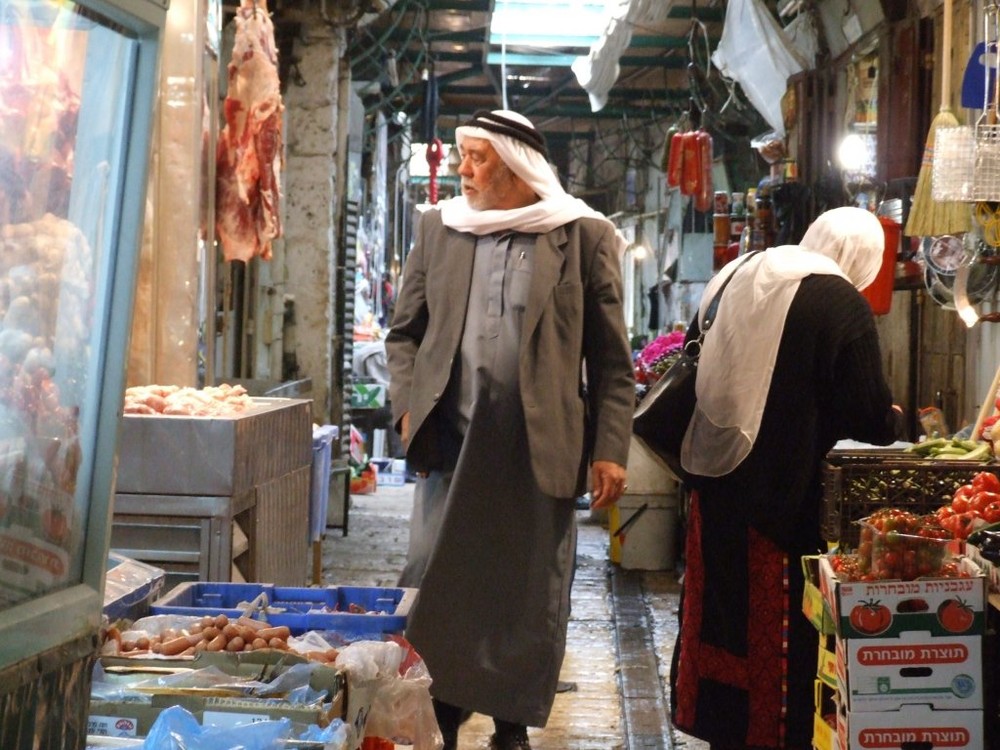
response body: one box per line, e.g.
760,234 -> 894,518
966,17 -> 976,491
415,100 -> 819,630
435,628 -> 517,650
837,133 -> 866,172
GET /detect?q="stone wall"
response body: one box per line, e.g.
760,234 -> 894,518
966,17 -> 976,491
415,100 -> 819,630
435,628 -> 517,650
281,17 -> 346,421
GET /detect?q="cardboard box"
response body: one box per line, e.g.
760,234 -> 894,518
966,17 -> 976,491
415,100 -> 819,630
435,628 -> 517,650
88,704 -> 161,738
836,631 -> 982,711
116,398 -> 312,496
966,543 -> 1000,593
350,383 -> 386,409
813,679 -> 839,750
818,555 -> 986,639
378,472 -> 406,487
837,704 -> 983,750
817,632 -> 837,690
803,555 -> 837,635
89,650 -> 346,736
813,710 -> 838,750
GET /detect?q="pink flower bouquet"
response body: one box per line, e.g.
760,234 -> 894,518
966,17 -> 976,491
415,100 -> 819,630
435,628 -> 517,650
635,330 -> 686,385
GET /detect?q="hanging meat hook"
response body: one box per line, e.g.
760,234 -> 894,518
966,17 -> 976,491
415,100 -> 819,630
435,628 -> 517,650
685,1 -> 712,116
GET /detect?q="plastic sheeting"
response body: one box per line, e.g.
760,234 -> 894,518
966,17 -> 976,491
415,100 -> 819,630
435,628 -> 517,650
571,0 -> 669,112
710,0 -> 808,136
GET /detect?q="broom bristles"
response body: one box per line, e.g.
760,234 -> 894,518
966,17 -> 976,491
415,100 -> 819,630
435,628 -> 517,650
906,108 -> 971,237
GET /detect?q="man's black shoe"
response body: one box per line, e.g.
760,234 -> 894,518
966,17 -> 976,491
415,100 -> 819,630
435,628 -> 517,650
488,722 -> 531,750
487,733 -> 531,750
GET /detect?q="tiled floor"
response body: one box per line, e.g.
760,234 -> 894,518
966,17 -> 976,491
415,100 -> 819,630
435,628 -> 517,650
321,483 -> 710,750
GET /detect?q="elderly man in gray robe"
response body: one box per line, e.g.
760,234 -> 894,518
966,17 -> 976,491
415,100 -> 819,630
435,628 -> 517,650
386,109 -> 635,750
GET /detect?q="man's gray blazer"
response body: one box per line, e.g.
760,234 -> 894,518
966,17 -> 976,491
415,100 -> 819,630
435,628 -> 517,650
386,208 -> 635,499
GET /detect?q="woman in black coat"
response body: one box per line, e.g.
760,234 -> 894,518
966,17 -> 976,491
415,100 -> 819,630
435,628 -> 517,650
670,207 -> 901,749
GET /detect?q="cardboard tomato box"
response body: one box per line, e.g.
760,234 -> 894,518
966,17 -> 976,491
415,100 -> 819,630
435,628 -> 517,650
813,679 -> 838,750
813,712 -> 838,750
836,703 -> 983,750
817,632 -> 837,690
89,650 -> 347,738
965,543 -> 1000,593
818,555 -> 986,639
835,631 -> 982,711
802,555 -> 837,635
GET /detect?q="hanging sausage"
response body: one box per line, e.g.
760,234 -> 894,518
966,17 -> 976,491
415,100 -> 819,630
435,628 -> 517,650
665,126 -> 713,210
693,130 -> 714,213
666,129 -> 685,188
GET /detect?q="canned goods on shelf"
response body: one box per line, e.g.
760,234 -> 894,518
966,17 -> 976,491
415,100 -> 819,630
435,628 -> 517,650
731,192 -> 745,217
713,214 -> 731,245
713,191 -> 729,215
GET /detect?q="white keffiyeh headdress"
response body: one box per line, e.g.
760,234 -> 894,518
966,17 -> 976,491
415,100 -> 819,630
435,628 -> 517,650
438,110 -> 627,255
680,207 -> 885,477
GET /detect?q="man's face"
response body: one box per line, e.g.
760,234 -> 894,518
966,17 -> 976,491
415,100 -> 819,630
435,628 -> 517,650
457,137 -> 536,210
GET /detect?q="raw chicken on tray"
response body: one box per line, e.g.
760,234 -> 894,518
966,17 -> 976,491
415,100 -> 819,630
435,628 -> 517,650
216,0 -> 283,263
123,383 -> 254,417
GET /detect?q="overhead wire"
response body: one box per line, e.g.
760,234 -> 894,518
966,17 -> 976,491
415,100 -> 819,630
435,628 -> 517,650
348,0 -> 424,71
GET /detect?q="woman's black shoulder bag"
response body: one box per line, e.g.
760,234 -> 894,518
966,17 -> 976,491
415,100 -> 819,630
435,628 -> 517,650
632,252 -> 758,481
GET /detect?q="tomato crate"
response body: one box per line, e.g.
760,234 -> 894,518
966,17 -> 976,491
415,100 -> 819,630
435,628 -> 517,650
821,450 -> 1000,549
817,554 -> 986,640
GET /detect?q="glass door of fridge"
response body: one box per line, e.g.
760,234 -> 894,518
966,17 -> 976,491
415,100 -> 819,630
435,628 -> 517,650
0,0 -> 165,668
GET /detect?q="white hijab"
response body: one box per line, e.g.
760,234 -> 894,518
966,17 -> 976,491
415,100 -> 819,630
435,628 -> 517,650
680,206 -> 885,477
439,110 -> 627,255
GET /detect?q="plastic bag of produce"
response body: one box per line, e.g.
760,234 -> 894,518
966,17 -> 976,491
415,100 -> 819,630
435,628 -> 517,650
338,637 -> 442,750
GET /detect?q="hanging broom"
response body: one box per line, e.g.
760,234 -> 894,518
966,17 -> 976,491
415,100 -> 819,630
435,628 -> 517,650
906,0 -> 972,237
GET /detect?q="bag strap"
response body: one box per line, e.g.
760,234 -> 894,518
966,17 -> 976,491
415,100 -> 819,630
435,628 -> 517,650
701,250 -> 760,333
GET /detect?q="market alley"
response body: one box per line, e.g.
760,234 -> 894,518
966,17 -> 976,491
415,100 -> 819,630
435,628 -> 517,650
320,482 -> 710,750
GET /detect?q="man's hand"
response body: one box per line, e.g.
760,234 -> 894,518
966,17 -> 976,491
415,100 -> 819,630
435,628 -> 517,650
590,460 -> 627,509
399,412 -> 428,478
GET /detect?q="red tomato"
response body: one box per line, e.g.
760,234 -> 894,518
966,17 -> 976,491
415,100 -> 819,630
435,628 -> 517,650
951,495 -> 971,514
952,484 -> 975,511
952,511 -> 981,540
973,472 -> 1000,494
983,501 -> 1000,523
973,490 -> 1000,514
936,505 -> 957,522
937,598 -> 975,633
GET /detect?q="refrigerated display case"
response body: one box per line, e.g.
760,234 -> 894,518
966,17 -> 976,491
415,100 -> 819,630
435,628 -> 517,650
0,0 -> 166,746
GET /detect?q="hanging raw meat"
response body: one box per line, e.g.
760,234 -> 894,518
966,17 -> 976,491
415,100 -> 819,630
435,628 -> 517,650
216,0 -> 283,263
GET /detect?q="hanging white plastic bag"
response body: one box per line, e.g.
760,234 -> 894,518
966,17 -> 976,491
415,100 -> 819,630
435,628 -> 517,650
783,11 -> 819,70
711,0 -> 808,136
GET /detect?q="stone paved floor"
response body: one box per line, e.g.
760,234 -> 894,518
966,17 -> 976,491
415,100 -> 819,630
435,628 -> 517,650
321,483 -> 711,750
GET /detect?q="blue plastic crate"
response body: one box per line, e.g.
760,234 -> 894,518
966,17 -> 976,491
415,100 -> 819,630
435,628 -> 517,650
149,582 -> 416,636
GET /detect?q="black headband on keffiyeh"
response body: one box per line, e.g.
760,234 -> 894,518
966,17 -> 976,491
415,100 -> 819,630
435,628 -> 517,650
462,110 -> 549,159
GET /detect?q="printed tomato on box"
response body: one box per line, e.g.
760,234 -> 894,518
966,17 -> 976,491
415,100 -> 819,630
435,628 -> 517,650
818,555 -> 986,639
